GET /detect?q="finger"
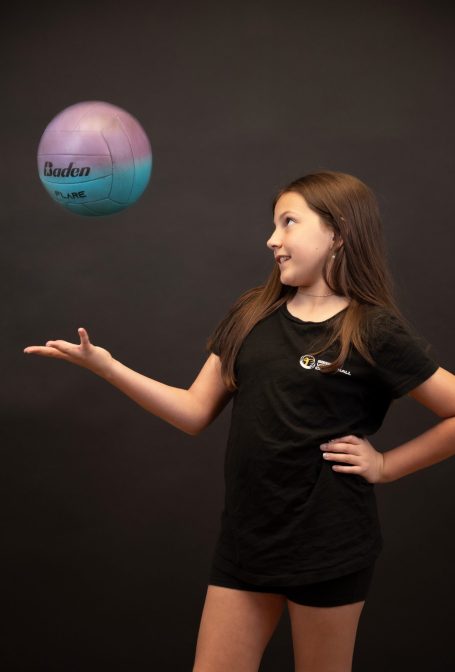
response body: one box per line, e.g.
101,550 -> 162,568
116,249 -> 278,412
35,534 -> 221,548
23,346 -> 69,359
24,345 -> 55,353
321,441 -> 361,454
44,340 -> 74,355
332,464 -> 363,473
78,327 -> 90,347
323,452 -> 356,463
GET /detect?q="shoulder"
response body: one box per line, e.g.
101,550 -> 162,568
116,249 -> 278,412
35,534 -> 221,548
361,304 -> 433,360
362,304 -> 397,325
362,305 -> 409,340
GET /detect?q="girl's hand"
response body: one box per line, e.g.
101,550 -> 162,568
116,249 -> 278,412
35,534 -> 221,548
23,327 -> 114,379
320,434 -> 384,484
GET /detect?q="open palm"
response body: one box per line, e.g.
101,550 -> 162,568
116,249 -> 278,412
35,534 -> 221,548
24,327 -> 113,378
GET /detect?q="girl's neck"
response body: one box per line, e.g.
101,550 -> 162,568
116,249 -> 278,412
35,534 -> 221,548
289,291 -> 350,316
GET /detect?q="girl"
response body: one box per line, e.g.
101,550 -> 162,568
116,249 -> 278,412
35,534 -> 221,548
24,170 -> 455,672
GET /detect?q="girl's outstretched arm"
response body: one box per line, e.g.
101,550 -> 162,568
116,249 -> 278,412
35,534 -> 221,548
381,367 -> 455,483
24,327 -> 233,436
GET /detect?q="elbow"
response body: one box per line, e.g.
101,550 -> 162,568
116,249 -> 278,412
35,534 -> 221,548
186,421 -> 206,436
189,415 -> 212,435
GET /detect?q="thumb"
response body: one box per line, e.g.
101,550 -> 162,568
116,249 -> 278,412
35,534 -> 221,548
78,327 -> 91,347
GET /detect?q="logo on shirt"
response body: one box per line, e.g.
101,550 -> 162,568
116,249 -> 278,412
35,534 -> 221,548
299,354 -> 351,376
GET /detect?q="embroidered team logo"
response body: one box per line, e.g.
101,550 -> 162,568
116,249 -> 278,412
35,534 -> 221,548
300,354 -> 317,369
299,354 -> 351,376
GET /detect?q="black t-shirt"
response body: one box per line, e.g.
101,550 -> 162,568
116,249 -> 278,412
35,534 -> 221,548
209,302 -> 439,587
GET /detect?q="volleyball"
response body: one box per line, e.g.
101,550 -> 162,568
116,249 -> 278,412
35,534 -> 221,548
37,101 -> 152,216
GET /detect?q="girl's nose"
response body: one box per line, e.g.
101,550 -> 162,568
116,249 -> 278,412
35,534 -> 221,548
266,234 -> 279,250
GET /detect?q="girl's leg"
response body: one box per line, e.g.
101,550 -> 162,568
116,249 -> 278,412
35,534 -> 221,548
192,584 -> 286,672
287,598 -> 366,672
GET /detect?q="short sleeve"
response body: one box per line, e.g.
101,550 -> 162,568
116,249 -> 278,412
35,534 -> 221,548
369,311 -> 439,399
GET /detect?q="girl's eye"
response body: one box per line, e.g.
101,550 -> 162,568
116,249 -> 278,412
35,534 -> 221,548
270,216 -> 297,234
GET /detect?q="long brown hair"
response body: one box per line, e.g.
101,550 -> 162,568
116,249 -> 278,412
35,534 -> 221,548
206,170 -> 421,392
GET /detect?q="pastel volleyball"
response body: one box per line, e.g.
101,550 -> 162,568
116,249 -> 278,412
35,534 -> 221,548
37,101 -> 152,216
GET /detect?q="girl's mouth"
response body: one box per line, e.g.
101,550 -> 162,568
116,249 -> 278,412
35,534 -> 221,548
277,256 -> 291,265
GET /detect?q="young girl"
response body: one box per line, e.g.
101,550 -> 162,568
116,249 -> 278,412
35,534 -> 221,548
24,170 -> 455,672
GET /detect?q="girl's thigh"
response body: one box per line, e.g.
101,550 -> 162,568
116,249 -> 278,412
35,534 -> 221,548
192,584 -> 286,672
287,598 -> 366,672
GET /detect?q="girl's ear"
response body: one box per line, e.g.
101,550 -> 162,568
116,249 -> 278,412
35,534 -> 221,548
332,232 -> 344,252
335,232 -> 344,251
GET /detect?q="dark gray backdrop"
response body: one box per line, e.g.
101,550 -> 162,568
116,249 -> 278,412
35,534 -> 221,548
2,1 -> 454,670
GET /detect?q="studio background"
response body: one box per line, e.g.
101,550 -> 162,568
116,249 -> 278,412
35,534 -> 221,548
2,1 -> 454,670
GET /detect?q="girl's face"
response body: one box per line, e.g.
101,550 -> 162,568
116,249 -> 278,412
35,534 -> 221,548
266,191 -> 336,289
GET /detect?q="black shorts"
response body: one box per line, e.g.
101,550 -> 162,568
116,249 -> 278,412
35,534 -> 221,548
208,562 -> 376,607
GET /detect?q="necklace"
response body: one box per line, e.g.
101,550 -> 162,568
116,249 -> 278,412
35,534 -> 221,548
297,290 -> 336,297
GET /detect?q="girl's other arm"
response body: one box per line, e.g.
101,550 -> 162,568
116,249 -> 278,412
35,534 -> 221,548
381,367 -> 455,483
